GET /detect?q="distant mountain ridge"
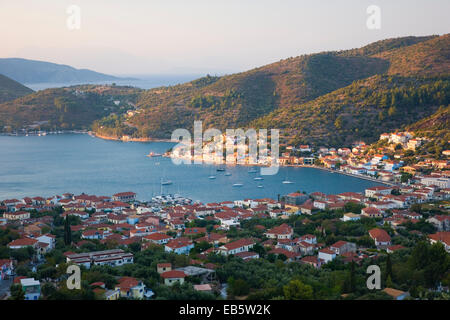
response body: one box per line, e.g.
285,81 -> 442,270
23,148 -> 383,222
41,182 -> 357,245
0,73 -> 33,103
0,58 -> 123,84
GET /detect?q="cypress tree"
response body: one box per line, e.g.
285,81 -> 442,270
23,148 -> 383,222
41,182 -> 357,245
64,216 -> 72,245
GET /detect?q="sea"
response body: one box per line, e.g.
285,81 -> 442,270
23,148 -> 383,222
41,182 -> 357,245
0,134 -> 384,203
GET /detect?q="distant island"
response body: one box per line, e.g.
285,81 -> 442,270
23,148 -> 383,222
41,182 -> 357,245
0,58 -> 135,84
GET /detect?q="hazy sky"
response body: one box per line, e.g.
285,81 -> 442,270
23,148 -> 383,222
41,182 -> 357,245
1,0 -> 449,75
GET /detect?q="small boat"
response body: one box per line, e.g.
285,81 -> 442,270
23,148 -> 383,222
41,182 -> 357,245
216,168 -> 225,172
282,180 -> 294,184
254,177 -> 263,181
224,172 -> 232,176
146,152 -> 162,157
232,183 -> 243,187
209,176 -> 216,179
257,185 -> 264,188
161,180 -> 173,185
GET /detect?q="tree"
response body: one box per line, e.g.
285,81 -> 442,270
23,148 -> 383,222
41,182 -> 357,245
64,216 -> 72,245
386,254 -> 393,281
9,284 -> 25,300
283,279 -> 313,300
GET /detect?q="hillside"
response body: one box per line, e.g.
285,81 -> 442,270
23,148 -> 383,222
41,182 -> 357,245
0,73 -> 33,103
0,58 -> 122,84
93,34 -> 449,144
0,85 -> 143,132
253,75 -> 449,146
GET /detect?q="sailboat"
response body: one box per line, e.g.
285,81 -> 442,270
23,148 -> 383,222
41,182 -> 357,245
208,166 -> 216,179
282,171 -> 294,184
161,178 -> 173,185
160,169 -> 172,185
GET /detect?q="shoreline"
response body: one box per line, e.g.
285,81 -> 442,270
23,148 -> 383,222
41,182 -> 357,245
90,132 -> 173,143
161,154 -> 394,186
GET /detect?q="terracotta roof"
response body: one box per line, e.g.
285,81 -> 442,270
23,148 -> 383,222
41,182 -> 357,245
369,228 -> 391,242
160,270 -> 186,279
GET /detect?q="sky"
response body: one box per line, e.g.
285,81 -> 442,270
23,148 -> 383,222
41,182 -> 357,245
1,0 -> 449,75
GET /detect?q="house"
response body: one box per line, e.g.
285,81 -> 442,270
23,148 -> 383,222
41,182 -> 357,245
36,234 -> 56,250
194,284 -> 213,293
300,256 -> 321,269
369,228 -> 391,247
144,233 -> 172,245
165,238 -> 194,255
184,227 -> 207,236
157,263 -> 172,274
318,248 -> 336,263
300,234 -> 317,244
234,251 -> 260,261
265,223 -> 293,240
218,238 -> 255,256
329,241 -> 356,255
7,238 -> 38,249
20,278 -> 41,300
284,193 -> 309,205
382,288 -> 410,300
361,207 -> 383,218
365,186 -> 393,198
3,211 -> 31,221
115,277 -> 146,299
341,213 -> 361,222
161,270 -> 186,285
428,231 -> 450,253
66,249 -> 134,269
112,192 -> 136,202
427,215 -> 450,231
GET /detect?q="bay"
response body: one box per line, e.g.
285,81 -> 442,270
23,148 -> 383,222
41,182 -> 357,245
0,134 -> 384,203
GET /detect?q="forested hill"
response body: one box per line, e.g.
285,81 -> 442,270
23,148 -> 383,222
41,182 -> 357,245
0,73 -> 33,103
92,34 -> 449,146
0,85 -> 143,132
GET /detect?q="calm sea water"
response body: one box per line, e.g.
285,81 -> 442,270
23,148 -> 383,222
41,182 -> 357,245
0,134 -> 384,203
25,74 -> 205,91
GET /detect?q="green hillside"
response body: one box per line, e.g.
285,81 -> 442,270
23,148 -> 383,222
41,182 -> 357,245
0,85 -> 143,132
0,73 -> 33,103
102,34 -> 445,140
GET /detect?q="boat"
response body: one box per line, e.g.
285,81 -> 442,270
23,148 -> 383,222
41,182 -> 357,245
282,172 -> 294,184
161,179 -> 173,185
216,168 -> 225,172
146,152 -> 162,157
232,183 -> 243,187
224,172 -> 232,176
257,185 -> 264,188
254,177 -> 263,180
208,176 -> 216,179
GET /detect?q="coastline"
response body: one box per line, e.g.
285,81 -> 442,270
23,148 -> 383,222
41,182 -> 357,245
162,153 -> 395,187
90,132 -> 173,143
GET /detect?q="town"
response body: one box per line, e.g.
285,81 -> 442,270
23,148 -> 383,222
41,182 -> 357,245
1,129 -> 449,301
1,142 -> 449,300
